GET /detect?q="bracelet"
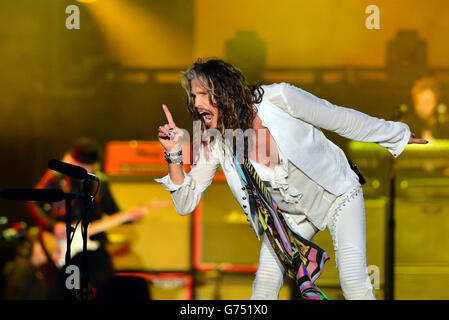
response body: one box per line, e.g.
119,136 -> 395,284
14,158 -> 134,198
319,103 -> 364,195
164,149 -> 183,164
164,149 -> 182,157
165,156 -> 183,164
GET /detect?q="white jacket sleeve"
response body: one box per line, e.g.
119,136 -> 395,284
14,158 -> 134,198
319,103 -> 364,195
154,143 -> 219,215
276,82 -> 411,157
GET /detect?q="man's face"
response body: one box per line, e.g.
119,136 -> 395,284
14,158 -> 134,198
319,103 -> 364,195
414,89 -> 437,120
191,77 -> 219,129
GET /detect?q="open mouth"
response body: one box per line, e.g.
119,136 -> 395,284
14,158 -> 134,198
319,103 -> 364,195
198,110 -> 214,125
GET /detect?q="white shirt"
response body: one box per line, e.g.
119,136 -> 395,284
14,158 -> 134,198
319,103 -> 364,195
155,82 -> 410,239
249,148 -> 339,231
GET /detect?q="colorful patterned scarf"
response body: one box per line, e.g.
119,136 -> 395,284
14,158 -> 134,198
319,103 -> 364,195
234,155 -> 331,300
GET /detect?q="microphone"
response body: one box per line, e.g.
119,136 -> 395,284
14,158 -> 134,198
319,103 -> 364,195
48,159 -> 99,181
2,189 -> 66,202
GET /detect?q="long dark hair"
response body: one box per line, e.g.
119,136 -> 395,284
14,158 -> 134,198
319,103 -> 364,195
181,58 -> 264,134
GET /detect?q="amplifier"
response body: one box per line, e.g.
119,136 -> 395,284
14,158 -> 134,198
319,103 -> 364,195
103,141 -> 191,272
347,140 -> 449,199
112,272 -> 194,300
192,180 -> 261,273
395,177 -> 449,199
103,140 -> 191,176
395,198 -> 449,266
395,267 -> 449,300
194,272 -> 291,300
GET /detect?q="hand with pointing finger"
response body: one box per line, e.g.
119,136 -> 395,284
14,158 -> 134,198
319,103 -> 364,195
158,104 -> 184,152
407,132 -> 428,145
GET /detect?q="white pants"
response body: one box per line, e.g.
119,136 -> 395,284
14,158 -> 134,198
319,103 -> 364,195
250,186 -> 376,300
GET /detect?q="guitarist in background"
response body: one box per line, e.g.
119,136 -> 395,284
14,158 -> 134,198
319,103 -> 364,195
403,76 -> 448,141
26,137 -> 145,299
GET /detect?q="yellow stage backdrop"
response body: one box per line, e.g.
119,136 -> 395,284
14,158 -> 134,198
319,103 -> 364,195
194,0 -> 449,68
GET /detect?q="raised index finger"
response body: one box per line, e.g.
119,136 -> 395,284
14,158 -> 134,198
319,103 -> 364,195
162,104 -> 176,127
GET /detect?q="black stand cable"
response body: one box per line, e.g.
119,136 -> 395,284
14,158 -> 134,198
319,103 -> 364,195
64,195 -> 76,300
384,155 -> 396,300
384,106 -> 407,300
81,179 -> 94,300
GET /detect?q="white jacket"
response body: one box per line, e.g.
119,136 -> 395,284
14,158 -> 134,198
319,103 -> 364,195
156,82 -> 411,239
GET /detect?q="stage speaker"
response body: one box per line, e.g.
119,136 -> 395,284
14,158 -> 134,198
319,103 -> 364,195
112,272 -> 194,300
193,178 -> 261,272
106,177 -> 191,271
394,198 -> 449,300
311,198 -> 387,299
395,198 -> 449,266
395,267 -> 449,300
103,141 -> 191,272
194,272 -> 291,300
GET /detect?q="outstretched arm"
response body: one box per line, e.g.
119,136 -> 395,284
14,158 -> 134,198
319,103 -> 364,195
276,82 -> 415,157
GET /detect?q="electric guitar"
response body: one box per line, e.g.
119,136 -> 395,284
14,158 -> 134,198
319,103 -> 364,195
40,199 -> 169,268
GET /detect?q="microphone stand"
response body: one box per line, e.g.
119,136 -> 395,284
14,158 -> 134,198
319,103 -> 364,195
47,160 -> 100,300
65,197 -> 72,267
63,193 -> 85,268
61,181 -> 97,301
2,160 -> 100,300
1,187 -> 83,300
384,156 -> 396,300
81,179 -> 95,301
384,105 -> 407,300
64,193 -> 77,300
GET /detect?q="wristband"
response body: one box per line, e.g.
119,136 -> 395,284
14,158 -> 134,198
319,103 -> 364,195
164,149 -> 183,164
164,149 -> 182,157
